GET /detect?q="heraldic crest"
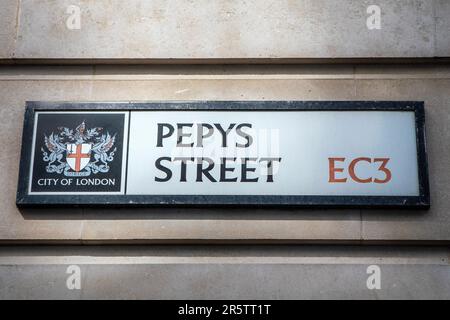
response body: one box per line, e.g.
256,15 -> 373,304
41,121 -> 117,177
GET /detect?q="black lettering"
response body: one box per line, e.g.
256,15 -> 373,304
241,157 -> 258,182
196,157 -> 217,182
259,157 -> 282,182
173,157 -> 194,182
220,157 -> 238,182
157,124 -> 174,147
214,123 -> 236,147
236,123 -> 253,148
177,123 -> 194,147
196,123 -> 214,147
155,157 -> 172,182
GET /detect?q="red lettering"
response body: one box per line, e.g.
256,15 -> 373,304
348,157 -> 372,183
328,157 -> 392,184
373,158 -> 392,183
328,158 -> 347,183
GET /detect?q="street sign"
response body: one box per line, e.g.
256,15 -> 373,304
16,101 -> 429,208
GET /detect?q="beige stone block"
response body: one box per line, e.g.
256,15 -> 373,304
80,208 -> 361,242
14,0 -> 435,60
435,0 -> 450,57
0,0 -> 18,59
89,79 -> 356,101
0,246 -> 449,299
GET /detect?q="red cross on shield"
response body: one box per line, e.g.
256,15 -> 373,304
66,143 -> 91,172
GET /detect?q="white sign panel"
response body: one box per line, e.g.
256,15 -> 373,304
127,111 -> 418,196
17,101 -> 429,208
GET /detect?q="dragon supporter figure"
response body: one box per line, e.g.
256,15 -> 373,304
41,121 -> 117,177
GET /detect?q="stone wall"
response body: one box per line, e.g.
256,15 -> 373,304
1,0 -> 449,61
0,64 -> 449,244
0,0 -> 449,299
1,246 -> 449,299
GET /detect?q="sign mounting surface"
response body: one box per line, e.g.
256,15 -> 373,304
16,101 -> 429,208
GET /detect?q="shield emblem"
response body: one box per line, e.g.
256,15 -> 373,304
66,143 -> 91,172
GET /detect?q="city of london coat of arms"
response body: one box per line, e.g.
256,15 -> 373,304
41,121 -> 117,177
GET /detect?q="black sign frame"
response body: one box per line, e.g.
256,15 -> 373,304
16,101 -> 430,208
